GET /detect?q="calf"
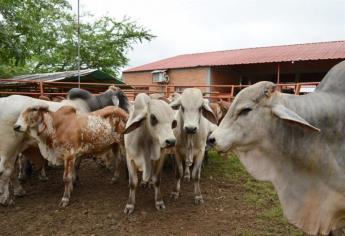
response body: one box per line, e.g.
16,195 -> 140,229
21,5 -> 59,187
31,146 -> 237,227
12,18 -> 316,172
14,105 -> 128,207
123,93 -> 176,214
170,88 -> 217,204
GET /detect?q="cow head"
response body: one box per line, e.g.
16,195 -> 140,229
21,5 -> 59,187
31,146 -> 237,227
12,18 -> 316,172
208,81 -> 320,152
124,93 -> 177,148
14,105 -> 49,133
101,107 -> 129,134
170,88 -> 217,134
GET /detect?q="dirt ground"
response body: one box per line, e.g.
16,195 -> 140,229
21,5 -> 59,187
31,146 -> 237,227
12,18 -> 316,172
0,156 -> 301,236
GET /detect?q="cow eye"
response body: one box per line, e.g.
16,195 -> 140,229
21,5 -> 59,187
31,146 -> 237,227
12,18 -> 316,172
238,108 -> 252,116
150,114 -> 158,126
172,120 -> 177,129
181,106 -> 185,112
199,106 -> 202,112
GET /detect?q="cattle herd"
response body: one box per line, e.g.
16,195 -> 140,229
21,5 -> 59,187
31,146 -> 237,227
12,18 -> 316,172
1,61 -> 345,235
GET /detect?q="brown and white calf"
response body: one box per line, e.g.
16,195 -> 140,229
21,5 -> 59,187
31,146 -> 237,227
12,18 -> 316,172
14,105 -> 128,207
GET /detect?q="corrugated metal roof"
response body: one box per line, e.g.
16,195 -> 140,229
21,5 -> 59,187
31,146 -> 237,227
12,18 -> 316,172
124,41 -> 345,72
11,69 -> 98,82
5,69 -> 125,84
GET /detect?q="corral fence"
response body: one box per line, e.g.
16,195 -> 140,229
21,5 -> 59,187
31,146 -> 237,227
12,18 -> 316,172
0,79 -> 319,102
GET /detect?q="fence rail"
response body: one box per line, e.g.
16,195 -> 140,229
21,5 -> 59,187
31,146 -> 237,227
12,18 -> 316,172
0,79 -> 319,101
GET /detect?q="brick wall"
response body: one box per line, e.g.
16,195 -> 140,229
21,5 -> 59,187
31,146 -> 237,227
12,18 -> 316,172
122,67 -> 210,95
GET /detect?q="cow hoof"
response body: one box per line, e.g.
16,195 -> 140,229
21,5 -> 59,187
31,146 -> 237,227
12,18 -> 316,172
170,191 -> 179,200
38,175 -> 48,182
155,201 -> 166,210
111,176 -> 119,184
194,196 -> 204,205
14,187 -> 26,197
59,198 -> 69,208
0,197 -> 14,206
0,194 -> 13,206
124,204 -> 135,214
183,175 -> 190,182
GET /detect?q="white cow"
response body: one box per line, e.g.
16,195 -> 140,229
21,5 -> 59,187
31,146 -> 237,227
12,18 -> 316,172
208,60 -> 345,235
170,88 -> 217,204
123,93 -> 176,214
0,95 -> 89,205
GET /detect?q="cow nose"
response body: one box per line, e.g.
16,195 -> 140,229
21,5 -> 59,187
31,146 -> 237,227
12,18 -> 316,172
165,138 -> 176,147
185,126 -> 197,134
13,125 -> 21,132
207,137 -> 216,146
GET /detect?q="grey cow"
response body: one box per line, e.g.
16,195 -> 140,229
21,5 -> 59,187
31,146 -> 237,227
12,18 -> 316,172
123,93 -> 177,214
170,88 -> 217,204
209,60 -> 345,235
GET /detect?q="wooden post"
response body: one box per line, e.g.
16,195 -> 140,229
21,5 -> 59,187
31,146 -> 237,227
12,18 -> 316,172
39,81 -> 44,96
230,85 -> 234,101
276,63 -> 280,84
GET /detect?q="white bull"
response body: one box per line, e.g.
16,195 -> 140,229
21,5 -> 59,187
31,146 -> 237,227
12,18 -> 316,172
209,60 -> 345,235
170,88 -> 217,204
123,93 -> 176,214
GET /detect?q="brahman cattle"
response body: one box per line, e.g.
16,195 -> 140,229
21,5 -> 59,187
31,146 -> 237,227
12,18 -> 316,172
68,86 -> 129,182
208,60 -> 345,235
14,105 -> 128,207
0,95 -> 70,205
123,93 -> 176,214
170,88 -> 217,204
67,86 -> 129,112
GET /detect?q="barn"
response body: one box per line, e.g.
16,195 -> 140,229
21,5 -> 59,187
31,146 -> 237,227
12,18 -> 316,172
122,40 -> 345,100
0,69 -> 128,98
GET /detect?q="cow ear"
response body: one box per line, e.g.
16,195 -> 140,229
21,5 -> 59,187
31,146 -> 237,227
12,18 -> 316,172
111,96 -> 119,107
272,104 -> 320,132
124,111 -> 146,134
264,83 -> 277,97
202,101 -> 218,124
170,98 -> 181,110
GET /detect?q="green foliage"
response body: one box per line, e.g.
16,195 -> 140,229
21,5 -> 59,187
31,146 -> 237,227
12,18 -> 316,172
0,0 -> 154,78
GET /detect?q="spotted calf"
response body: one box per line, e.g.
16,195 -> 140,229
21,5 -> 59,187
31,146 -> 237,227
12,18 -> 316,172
14,105 -> 128,207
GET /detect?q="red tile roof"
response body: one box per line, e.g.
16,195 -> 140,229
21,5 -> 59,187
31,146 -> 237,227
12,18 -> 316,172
124,41 -> 345,72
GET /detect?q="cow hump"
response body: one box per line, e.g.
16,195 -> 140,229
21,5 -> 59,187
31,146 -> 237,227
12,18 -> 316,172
316,60 -> 345,94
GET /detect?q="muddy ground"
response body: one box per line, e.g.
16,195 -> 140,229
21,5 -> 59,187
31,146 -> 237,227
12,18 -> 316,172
0,155 -> 302,236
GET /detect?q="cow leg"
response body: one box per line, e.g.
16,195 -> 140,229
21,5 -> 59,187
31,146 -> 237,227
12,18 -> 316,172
124,159 -> 138,214
111,146 -> 121,184
171,152 -> 183,200
73,156 -> 82,185
12,167 -> 26,197
18,154 -> 29,181
192,152 -> 204,204
60,156 -> 75,208
0,153 -> 18,205
152,155 -> 165,210
38,165 -> 48,181
184,164 -> 191,182
140,157 -> 151,188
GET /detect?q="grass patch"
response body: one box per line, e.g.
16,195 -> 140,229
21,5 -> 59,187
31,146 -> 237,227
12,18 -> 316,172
203,150 -> 303,236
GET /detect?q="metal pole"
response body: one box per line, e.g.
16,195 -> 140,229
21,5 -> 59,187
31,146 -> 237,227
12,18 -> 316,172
276,63 -> 280,84
77,0 -> 81,88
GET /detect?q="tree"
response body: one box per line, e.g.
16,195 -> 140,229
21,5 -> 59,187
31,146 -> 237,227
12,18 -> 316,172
0,0 -> 154,78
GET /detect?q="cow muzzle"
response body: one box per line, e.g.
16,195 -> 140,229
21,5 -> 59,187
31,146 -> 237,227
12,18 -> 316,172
13,124 -> 22,132
165,138 -> 176,148
207,137 -> 216,146
184,126 -> 197,134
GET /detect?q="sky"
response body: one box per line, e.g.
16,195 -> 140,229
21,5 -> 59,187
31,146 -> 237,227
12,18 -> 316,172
69,0 -> 345,70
